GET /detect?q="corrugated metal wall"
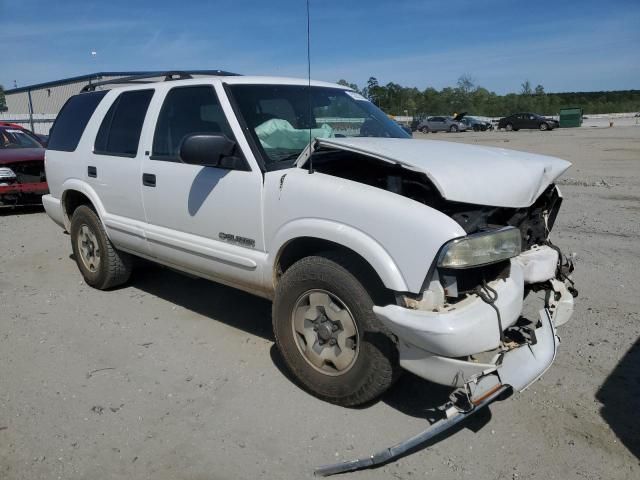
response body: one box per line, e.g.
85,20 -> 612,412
3,75 -> 123,134
3,72 -> 227,134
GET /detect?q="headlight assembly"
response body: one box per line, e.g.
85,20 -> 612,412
438,227 -> 521,269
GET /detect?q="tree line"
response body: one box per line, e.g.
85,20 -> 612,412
2,78 -> 638,118
337,76 -> 640,118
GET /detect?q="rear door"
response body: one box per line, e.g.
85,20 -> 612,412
85,88 -> 154,254
515,114 -> 528,129
430,117 -> 446,131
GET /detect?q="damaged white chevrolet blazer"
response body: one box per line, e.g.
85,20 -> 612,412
43,73 -> 577,408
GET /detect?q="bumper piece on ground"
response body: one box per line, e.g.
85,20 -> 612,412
314,384 -> 510,477
314,309 -> 558,476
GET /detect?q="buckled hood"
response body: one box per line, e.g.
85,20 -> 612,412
301,137 -> 571,208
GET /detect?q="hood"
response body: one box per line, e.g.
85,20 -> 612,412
304,137 -> 571,208
0,147 -> 45,165
452,112 -> 467,121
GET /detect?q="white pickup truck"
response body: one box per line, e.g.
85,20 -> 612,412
43,72 -> 576,408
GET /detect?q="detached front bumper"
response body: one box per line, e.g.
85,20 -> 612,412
374,246 -> 575,394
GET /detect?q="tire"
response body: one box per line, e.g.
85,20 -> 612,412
539,122 -> 549,131
272,253 -> 399,406
505,123 -> 513,131
70,205 -> 132,290
449,125 -> 458,132
420,126 -> 429,134
473,125 -> 480,132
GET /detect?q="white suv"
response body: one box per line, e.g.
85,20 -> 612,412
43,72 -> 576,407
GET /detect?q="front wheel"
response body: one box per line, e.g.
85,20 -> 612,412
70,205 -> 132,290
449,125 -> 458,132
272,253 -> 399,406
505,123 -> 513,131
420,127 -> 429,134
539,122 -> 549,131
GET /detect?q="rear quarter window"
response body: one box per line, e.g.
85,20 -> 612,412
47,91 -> 108,152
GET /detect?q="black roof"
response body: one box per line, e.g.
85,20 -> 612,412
5,70 -> 239,94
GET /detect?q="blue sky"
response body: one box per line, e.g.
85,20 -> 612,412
1,0 -> 638,93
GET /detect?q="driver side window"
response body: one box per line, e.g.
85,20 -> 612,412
151,85 -> 234,161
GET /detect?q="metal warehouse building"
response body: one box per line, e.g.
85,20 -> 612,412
2,70 -> 231,134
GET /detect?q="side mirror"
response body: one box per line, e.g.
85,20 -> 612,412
179,133 -> 237,168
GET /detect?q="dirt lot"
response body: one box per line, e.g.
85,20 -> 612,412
1,126 -> 639,479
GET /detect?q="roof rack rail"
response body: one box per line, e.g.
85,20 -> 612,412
81,70 -> 239,92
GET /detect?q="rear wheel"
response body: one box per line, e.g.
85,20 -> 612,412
272,253 -> 399,406
420,126 -> 429,134
70,205 -> 132,290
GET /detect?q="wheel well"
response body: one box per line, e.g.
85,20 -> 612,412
275,237 -> 395,305
62,190 -> 94,227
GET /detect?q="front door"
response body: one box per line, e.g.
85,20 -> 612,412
140,83 -> 266,293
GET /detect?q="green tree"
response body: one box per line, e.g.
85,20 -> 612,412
365,77 -> 382,105
332,75 -> 640,116
520,80 -> 532,96
0,84 -> 5,111
337,79 -> 359,92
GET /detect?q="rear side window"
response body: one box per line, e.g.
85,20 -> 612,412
48,91 -> 107,152
94,89 -> 154,157
152,85 -> 234,160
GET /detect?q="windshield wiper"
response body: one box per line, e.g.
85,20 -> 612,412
273,152 -> 303,162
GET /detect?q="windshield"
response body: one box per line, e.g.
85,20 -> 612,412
228,84 -> 410,167
0,127 -> 42,149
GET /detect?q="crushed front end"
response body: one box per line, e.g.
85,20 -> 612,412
316,185 -> 577,476
0,160 -> 48,206
375,184 -> 577,403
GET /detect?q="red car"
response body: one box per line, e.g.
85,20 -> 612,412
0,122 -> 48,206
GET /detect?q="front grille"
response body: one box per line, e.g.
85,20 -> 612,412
7,162 -> 45,184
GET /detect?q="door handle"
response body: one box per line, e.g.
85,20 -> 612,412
142,173 -> 156,187
87,166 -> 97,178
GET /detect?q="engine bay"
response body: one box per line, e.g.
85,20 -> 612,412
310,148 -> 562,250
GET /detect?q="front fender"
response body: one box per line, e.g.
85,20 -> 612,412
264,168 -> 466,293
269,218 -> 408,292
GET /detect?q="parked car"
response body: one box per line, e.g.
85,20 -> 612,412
460,116 -> 492,131
0,122 -> 48,206
43,74 -> 576,411
498,113 -> 559,131
417,115 -> 467,133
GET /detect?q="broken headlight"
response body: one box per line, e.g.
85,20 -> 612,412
438,227 -> 521,269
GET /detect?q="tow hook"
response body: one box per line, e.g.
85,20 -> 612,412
314,385 -> 510,476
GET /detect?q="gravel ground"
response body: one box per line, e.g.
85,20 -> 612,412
1,126 -> 639,479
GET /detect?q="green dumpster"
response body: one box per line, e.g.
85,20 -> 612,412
559,107 -> 583,128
